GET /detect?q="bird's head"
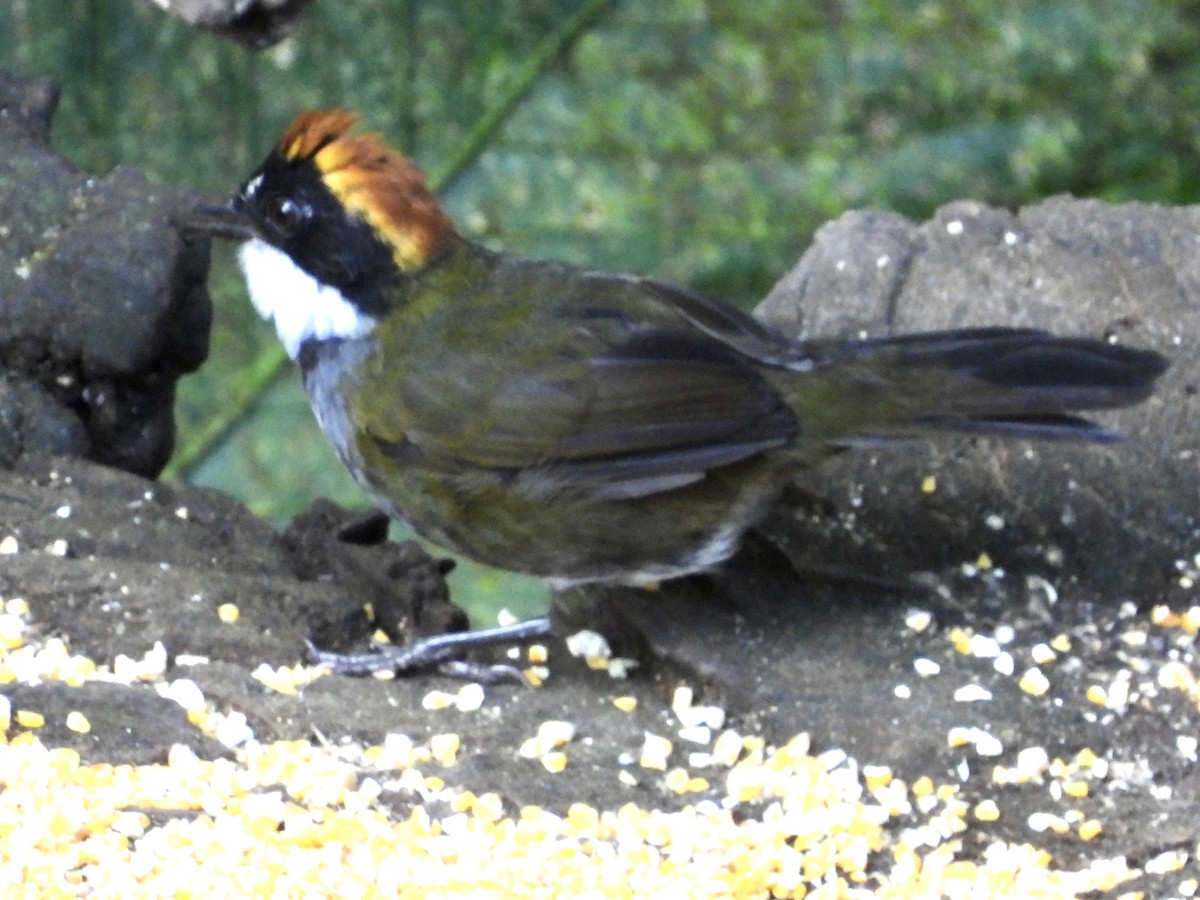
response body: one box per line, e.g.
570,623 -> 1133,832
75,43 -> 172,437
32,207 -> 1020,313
195,109 -> 456,358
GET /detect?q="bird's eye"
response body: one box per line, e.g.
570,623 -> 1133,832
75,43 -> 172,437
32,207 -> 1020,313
265,196 -> 308,236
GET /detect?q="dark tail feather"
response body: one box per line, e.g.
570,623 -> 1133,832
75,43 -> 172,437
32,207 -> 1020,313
912,412 -> 1121,442
815,327 -> 1169,442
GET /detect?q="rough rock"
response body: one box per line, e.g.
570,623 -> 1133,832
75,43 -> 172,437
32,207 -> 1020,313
753,199 -> 1195,602
2,681 -> 227,765
0,73 -> 211,477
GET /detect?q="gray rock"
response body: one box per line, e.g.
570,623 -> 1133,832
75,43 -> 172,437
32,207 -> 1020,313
754,197 -> 1196,601
0,73 -> 212,476
0,681 -> 228,765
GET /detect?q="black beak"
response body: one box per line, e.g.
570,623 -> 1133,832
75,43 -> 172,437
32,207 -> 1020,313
175,200 -> 257,241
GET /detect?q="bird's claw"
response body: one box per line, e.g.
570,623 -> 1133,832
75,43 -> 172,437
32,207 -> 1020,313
304,616 -> 554,682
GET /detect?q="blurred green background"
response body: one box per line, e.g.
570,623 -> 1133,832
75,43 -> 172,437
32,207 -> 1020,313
4,0 -> 1200,622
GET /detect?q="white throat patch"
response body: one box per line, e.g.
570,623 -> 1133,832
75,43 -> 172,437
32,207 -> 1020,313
237,238 -> 376,359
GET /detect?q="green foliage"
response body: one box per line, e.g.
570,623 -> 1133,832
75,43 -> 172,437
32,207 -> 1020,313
3,0 -> 1200,621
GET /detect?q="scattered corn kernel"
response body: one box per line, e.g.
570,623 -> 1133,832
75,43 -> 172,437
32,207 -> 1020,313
1177,735 -> 1199,761
1150,603 -> 1174,625
112,642 -> 168,681
1078,819 -> 1104,841
0,724 -> 1150,895
454,682 -> 485,712
677,725 -> 711,745
613,695 -> 638,712
429,732 -> 461,766
1145,849 -> 1188,875
1049,634 -> 1072,653
422,690 -> 455,711
1158,660 -> 1194,691
604,657 -> 638,678
1062,780 -> 1089,799
863,764 -> 893,790
664,767 -> 691,793
565,629 -> 610,660
949,627 -> 974,654
1030,642 -> 1057,665
540,751 -> 568,773
710,730 -> 743,767
1027,811 -> 1070,834
904,608 -> 933,632
1019,667 -> 1051,696
724,763 -> 766,803
947,727 -> 972,749
15,709 -> 44,728
526,644 -> 548,665
639,732 -> 673,771
519,720 -> 575,759
518,736 -> 540,759
0,570 -> 1155,900
913,657 -> 941,677
671,684 -> 694,715
0,613 -> 25,650
973,799 -> 1000,821
537,720 -> 575,749
953,684 -> 993,702
251,662 -> 325,695
216,603 -> 240,624
967,634 -> 1001,658
946,726 -> 1003,757
65,710 -> 90,734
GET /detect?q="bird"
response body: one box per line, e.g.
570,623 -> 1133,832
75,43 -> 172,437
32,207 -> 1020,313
192,108 -> 1168,676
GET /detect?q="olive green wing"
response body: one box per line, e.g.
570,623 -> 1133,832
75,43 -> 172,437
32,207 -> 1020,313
633,276 -> 815,370
364,321 -> 796,502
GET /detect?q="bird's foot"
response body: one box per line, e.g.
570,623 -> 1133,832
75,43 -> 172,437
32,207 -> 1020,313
304,616 -> 554,684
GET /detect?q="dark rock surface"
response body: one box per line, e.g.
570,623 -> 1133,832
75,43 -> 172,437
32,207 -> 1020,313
755,200 -> 1195,603
1,438 -> 1197,890
2,680 -> 228,766
0,73 -> 211,477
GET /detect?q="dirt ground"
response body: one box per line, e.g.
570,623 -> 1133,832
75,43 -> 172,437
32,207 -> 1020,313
1,449 -> 1198,895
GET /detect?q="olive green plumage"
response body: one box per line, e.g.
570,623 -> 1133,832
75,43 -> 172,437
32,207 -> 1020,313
207,109 -> 1167,593
318,232 -> 1165,587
